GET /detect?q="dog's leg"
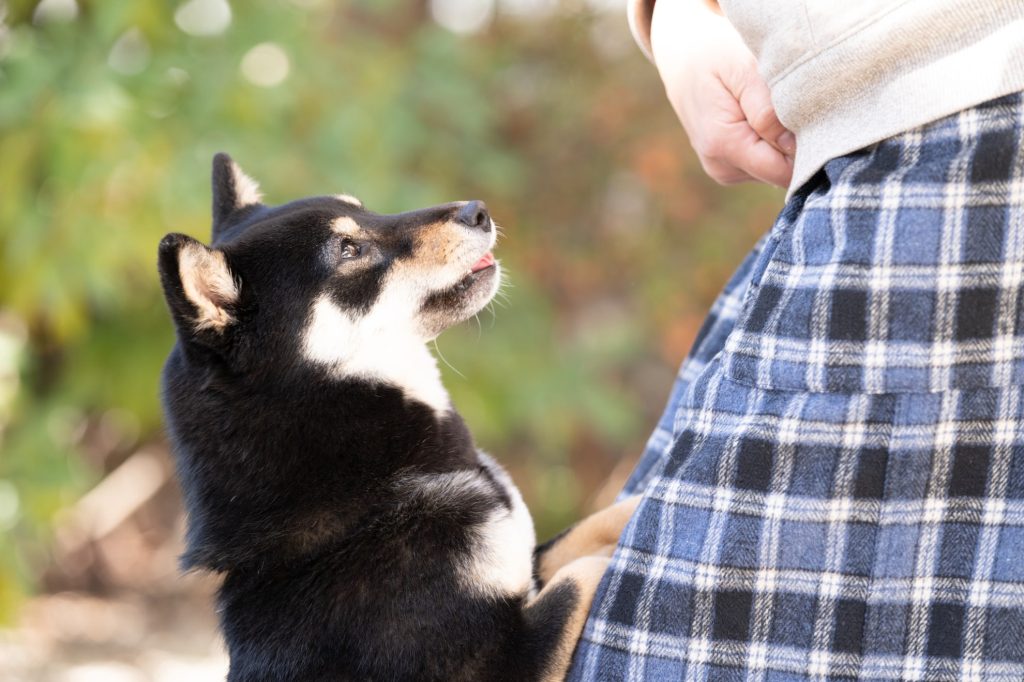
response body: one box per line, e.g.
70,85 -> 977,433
524,555 -> 610,682
534,496 -> 640,586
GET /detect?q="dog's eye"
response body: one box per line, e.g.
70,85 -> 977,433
340,241 -> 362,260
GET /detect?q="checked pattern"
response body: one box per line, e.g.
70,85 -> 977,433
568,93 -> 1024,680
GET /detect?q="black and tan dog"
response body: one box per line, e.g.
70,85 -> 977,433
157,154 -> 638,681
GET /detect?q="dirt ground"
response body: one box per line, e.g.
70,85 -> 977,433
1,449 -> 229,681
1,582 -> 228,682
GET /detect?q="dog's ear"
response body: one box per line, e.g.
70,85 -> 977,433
158,233 -> 241,344
211,152 -> 262,237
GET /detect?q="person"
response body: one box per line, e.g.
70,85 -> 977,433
569,1 -> 1024,679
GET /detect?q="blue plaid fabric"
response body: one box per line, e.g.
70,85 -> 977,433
568,93 -> 1024,680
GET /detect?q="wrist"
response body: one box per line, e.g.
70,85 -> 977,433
650,0 -> 737,73
630,0 -> 725,62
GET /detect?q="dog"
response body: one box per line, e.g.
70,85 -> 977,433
157,154 -> 639,681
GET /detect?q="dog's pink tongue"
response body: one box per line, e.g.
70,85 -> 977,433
471,252 -> 495,273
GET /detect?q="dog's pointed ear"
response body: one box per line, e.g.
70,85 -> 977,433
211,152 -> 262,236
158,233 -> 241,343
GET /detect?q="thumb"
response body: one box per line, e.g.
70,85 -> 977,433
734,71 -> 795,156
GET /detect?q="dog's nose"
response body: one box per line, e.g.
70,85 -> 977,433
455,201 -> 490,231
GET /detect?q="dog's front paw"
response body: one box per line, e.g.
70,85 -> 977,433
535,495 -> 641,586
527,554 -> 613,682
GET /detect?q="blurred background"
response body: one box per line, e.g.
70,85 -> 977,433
0,0 -> 783,678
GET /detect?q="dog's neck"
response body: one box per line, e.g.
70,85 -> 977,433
168,351 -> 477,572
360,342 -> 449,414
302,294 -> 451,414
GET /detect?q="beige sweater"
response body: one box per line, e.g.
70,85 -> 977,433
629,0 -> 1024,196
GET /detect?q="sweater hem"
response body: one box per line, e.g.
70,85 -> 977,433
781,7 -> 1024,198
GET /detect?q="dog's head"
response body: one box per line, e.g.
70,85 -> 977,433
158,153 -> 500,411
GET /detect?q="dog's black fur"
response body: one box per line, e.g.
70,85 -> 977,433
158,155 -> 629,681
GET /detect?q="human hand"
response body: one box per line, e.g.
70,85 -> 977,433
650,0 -> 795,187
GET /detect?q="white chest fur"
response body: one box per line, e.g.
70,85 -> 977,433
394,459 -> 537,599
302,294 -> 450,413
465,454 -> 537,599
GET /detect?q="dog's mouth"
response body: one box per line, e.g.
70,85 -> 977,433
448,252 -> 497,294
471,252 -> 495,273
422,249 -> 500,316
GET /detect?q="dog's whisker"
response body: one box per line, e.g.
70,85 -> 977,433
431,338 -> 466,379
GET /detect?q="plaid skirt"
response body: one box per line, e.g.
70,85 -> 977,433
569,93 -> 1024,681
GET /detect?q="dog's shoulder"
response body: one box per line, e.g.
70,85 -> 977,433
218,454 -> 538,681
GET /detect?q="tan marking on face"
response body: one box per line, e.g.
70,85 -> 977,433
412,221 -> 464,269
179,243 -> 239,331
536,496 -> 640,585
529,555 -> 611,682
335,193 -> 363,207
330,216 -> 362,237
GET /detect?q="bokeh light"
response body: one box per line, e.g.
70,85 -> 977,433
240,42 -> 290,88
173,0 -> 231,37
430,0 -> 495,35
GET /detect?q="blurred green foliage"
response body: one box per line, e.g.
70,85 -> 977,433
0,0 -> 783,621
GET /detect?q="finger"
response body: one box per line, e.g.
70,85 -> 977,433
701,156 -> 757,186
735,76 -> 795,156
737,135 -> 794,188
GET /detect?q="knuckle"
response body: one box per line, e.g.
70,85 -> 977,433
750,106 -> 776,132
702,160 -> 741,185
695,136 -> 725,162
698,156 -> 719,176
